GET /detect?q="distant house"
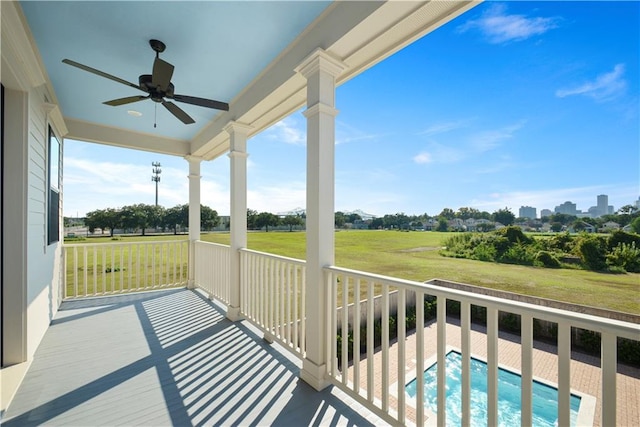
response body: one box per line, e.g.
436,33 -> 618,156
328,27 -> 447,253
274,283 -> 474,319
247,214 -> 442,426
569,221 -> 595,233
601,221 -> 620,231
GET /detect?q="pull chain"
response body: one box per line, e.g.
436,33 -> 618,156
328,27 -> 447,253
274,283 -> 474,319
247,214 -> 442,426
154,103 -> 157,128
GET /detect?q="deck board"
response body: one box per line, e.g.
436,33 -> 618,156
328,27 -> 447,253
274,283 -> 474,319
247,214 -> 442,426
3,289 -> 385,426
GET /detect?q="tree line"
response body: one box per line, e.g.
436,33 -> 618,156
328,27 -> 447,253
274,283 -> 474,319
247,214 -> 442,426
82,204 -> 219,236
69,203 -> 640,236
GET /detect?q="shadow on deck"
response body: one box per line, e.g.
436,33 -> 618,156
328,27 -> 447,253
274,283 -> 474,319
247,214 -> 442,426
3,289 -> 384,426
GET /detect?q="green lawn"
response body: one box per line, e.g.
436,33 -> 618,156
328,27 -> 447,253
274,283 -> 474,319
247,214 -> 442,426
68,230 -> 640,314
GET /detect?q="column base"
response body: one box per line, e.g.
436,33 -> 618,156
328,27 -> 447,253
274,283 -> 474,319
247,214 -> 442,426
300,358 -> 330,391
226,305 -> 243,322
186,279 -> 196,290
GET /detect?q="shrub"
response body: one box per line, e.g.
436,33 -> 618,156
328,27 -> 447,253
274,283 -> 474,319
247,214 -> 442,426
606,242 -> 640,272
534,250 -> 561,268
496,226 -> 532,244
607,230 -> 640,251
500,312 -> 520,333
575,235 -> 607,271
471,242 -> 497,262
499,243 -> 535,265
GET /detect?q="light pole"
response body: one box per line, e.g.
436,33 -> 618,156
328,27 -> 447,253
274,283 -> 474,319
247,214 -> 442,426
152,162 -> 161,206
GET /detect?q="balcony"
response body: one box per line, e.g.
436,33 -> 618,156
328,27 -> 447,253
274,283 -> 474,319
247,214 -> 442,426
3,240 -> 639,426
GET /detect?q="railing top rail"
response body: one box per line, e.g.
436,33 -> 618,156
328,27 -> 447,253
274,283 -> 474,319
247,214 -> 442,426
239,248 -> 306,266
64,239 -> 188,248
325,265 -> 640,339
195,240 -> 231,249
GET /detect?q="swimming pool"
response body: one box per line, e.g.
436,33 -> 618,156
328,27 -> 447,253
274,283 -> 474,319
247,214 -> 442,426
405,350 -> 582,427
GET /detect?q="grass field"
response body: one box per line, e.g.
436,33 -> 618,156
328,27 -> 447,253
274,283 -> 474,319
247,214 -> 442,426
68,230 -> 640,314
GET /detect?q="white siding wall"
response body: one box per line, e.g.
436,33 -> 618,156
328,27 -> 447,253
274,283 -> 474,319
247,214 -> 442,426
26,86 -> 62,357
1,0 -> 64,412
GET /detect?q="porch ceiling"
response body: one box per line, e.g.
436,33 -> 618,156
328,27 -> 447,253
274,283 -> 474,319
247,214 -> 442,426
17,0 -> 479,160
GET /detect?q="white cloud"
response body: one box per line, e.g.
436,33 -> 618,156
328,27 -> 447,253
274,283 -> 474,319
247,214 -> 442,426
413,152 -> 432,164
556,64 -> 627,102
264,117 -> 305,146
247,182 -> 306,213
419,119 -> 471,136
469,121 -> 524,152
336,120 -> 384,145
457,4 -> 559,44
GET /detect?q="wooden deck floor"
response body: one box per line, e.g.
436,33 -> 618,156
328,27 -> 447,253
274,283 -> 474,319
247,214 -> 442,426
3,289 -> 386,426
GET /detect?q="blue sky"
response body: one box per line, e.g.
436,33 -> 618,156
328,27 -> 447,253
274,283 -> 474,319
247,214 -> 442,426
64,1 -> 639,218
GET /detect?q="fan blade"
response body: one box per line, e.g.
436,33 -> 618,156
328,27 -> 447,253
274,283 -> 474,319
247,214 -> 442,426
172,94 -> 229,111
62,59 -> 146,92
152,58 -> 174,92
103,95 -> 149,106
162,100 -> 195,124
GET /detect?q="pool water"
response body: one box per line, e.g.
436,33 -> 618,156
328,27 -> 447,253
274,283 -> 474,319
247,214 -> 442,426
405,351 -> 581,427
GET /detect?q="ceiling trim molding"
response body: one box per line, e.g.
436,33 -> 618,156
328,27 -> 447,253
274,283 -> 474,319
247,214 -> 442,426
1,2 -> 47,90
42,103 -> 69,137
65,117 -> 190,157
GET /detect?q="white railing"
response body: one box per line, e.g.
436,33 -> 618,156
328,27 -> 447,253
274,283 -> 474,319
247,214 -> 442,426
194,241 -> 231,305
64,240 -> 188,298
240,248 -> 306,357
325,265 -> 639,427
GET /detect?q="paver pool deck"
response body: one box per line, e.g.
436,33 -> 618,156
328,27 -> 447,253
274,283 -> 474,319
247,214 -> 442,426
348,318 -> 640,426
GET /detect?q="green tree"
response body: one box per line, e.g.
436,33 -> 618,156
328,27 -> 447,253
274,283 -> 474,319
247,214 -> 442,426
438,208 -> 455,220
369,218 -> 383,229
436,218 -> 449,232
163,204 -> 188,234
255,212 -> 279,232
200,205 -> 219,231
492,208 -> 515,226
335,211 -> 346,228
282,215 -> 303,232
550,222 -> 563,232
247,209 -> 259,230
631,217 -> 640,234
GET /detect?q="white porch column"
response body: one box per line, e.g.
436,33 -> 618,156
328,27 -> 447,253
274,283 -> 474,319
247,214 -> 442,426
296,48 -> 345,391
224,121 -> 252,321
186,156 -> 202,289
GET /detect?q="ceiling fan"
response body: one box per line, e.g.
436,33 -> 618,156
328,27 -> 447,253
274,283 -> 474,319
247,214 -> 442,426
62,39 -> 229,126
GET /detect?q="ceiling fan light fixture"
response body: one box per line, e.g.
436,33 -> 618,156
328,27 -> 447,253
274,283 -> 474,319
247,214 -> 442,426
127,110 -> 142,117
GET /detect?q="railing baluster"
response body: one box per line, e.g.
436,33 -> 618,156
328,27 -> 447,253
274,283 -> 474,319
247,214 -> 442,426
437,295 -> 446,427
558,321 -> 571,427
286,263 -> 292,346
280,261 -> 285,340
329,270 -> 337,378
110,245 -> 115,293
487,306 -> 498,427
416,290 -> 425,427
341,274 -> 349,386
461,301 -> 471,427
102,247 -> 107,293
119,244 -> 124,291
366,280 -> 374,403
83,246 -> 88,296
397,288 -> 406,424
521,314 -> 533,427
73,246 -> 78,297
353,278 -> 361,393
294,264 -> 299,352
601,331 -> 617,427
300,267 -> 306,355
381,283 -> 389,413
93,246 -> 98,295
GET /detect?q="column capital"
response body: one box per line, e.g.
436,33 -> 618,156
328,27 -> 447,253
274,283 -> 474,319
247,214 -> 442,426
184,155 -> 204,163
295,48 -> 345,79
228,151 -> 249,159
303,102 -> 339,118
223,121 -> 253,136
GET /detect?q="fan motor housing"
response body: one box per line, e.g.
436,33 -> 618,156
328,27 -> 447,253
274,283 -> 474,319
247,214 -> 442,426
139,74 -> 174,101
